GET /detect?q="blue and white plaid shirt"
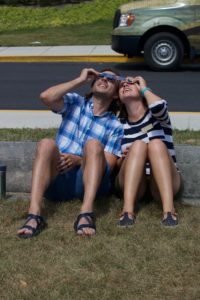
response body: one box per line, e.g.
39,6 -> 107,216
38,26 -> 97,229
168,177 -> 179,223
54,92 -> 123,157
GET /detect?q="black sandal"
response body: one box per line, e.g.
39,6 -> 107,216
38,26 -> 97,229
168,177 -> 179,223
161,212 -> 178,227
74,212 -> 96,235
117,212 -> 136,227
17,213 -> 47,239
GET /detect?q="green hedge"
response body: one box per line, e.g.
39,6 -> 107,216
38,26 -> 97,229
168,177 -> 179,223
0,0 -> 88,6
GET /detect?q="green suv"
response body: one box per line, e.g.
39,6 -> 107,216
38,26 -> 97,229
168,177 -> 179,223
112,0 -> 200,70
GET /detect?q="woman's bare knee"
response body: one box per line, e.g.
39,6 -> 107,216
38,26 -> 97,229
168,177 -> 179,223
127,140 -> 147,158
148,139 -> 167,155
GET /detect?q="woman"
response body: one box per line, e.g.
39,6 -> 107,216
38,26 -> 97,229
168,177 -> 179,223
116,75 -> 181,227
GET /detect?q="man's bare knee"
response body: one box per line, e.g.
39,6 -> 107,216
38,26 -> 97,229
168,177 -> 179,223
84,140 -> 104,156
36,138 -> 58,158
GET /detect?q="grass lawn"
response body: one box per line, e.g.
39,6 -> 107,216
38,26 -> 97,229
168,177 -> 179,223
0,20 -> 113,46
0,0 -> 128,46
0,197 -> 200,299
0,1 -> 199,298
0,128 -> 200,145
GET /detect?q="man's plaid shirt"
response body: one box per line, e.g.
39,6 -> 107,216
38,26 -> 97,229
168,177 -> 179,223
55,92 -> 123,157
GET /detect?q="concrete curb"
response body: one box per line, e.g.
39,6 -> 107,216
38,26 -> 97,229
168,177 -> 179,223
0,142 -> 199,205
1,110 -> 200,130
0,45 -> 200,63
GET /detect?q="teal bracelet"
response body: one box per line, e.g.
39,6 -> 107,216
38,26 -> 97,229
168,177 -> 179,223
140,87 -> 152,98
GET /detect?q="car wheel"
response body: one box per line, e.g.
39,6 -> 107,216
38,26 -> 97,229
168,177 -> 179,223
144,32 -> 184,71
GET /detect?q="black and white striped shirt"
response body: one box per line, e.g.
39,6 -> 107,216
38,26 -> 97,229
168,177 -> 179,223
120,100 -> 178,174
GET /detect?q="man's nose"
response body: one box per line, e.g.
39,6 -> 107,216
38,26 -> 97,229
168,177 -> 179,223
101,76 -> 108,81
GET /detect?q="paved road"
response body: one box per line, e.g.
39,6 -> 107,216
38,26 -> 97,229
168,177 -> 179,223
0,62 -> 200,112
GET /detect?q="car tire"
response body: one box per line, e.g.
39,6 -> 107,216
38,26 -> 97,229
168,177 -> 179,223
144,32 -> 184,71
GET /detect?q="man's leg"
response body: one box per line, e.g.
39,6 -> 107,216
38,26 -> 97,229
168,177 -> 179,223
17,138 -> 60,236
75,140 -> 107,236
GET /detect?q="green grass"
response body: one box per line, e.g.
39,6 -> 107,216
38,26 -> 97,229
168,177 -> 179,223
0,128 -> 199,145
0,128 -> 57,141
0,197 -> 200,299
173,130 -> 200,146
0,20 -> 113,46
0,0 -> 128,46
0,2 -> 199,297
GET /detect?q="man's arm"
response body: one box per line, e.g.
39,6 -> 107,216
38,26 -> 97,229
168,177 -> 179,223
40,68 -> 99,112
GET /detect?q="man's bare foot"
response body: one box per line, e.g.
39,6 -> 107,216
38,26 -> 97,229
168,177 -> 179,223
74,212 -> 96,236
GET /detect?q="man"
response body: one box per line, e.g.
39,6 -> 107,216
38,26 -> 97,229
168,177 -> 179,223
17,67 -> 123,238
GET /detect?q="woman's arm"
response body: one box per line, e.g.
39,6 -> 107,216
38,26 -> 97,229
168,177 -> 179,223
134,76 -> 162,105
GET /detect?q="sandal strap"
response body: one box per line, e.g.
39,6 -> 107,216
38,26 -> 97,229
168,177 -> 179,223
76,223 -> 96,231
74,212 -> 96,232
120,212 -> 135,218
26,213 -> 45,224
163,211 -> 178,219
77,212 -> 95,220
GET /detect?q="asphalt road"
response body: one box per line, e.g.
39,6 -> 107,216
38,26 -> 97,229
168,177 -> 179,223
0,62 -> 200,111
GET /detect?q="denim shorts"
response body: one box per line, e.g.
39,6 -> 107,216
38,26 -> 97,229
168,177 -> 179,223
44,163 -> 111,201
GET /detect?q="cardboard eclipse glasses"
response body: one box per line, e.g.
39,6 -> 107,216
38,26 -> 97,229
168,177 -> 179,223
97,72 -> 134,83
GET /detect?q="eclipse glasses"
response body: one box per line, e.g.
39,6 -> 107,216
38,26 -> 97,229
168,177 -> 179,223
97,72 -> 134,83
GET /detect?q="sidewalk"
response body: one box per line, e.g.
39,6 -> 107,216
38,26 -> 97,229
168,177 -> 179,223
0,45 -> 199,130
0,45 -> 141,62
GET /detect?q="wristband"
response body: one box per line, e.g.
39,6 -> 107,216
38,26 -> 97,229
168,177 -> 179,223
140,87 -> 152,98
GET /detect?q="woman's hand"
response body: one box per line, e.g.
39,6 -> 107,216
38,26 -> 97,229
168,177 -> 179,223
122,147 -> 130,158
116,147 -> 130,168
133,76 -> 147,93
57,153 -> 81,173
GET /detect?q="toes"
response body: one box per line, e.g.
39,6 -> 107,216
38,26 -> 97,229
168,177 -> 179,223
17,229 -> 31,235
77,227 -> 95,236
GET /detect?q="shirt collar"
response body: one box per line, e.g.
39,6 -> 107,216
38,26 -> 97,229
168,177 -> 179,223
88,97 -> 113,117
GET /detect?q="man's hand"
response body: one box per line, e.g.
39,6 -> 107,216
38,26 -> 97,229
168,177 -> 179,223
57,153 -> 81,173
79,68 -> 99,84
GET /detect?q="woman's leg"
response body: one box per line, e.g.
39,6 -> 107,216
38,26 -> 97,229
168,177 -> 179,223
147,139 -> 181,217
118,140 -> 148,215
